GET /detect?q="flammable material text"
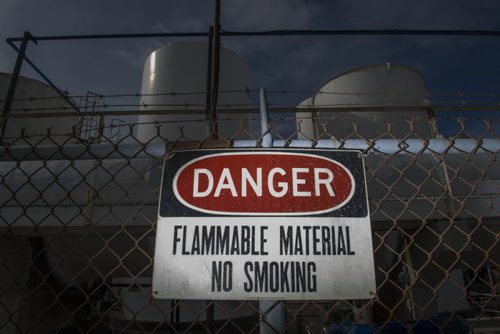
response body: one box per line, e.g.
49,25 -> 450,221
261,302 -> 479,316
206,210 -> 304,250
172,225 -> 355,256
243,261 -> 317,293
280,226 -> 355,256
173,225 -> 269,255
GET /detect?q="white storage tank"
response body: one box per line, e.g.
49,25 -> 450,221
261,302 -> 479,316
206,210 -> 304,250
137,42 -> 250,142
0,73 -> 78,144
296,97 -> 315,140
298,64 -> 434,139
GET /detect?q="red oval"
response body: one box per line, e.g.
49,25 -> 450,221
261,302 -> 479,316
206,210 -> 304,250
173,152 -> 354,215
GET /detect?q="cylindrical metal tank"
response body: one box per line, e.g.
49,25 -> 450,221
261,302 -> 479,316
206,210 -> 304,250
137,42 -> 250,142
0,72 -> 78,144
296,97 -> 315,140
313,64 -> 427,107
297,64 -> 434,140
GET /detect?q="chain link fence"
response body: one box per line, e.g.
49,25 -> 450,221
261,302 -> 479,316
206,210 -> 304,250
0,106 -> 499,333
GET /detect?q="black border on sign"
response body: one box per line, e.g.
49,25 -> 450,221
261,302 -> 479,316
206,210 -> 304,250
159,149 -> 369,218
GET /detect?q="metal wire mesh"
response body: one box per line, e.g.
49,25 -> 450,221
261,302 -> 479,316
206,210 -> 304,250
0,108 -> 498,333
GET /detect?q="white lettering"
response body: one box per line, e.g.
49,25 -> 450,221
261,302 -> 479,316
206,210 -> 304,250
193,169 -> 214,197
242,168 -> 262,197
268,168 -> 288,197
292,168 -> 311,197
314,168 -> 335,196
192,166 -> 338,199
214,168 -> 238,197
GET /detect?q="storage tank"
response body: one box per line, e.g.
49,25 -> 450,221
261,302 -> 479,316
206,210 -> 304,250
0,72 -> 78,145
296,97 -> 315,140
137,42 -> 250,142
298,64 -> 434,140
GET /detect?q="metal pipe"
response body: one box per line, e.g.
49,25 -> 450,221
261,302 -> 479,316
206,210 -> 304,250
258,87 -> 286,333
209,0 -> 221,139
3,28 -> 499,132
1,31 -> 33,144
206,2 -> 222,328
7,29 -> 500,42
0,138 -> 497,161
205,26 -> 214,114
238,138 -> 500,154
259,88 -> 272,147
6,32 -> 209,42
222,29 -> 500,37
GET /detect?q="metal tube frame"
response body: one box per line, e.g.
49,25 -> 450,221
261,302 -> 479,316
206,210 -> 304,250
4,28 -> 500,145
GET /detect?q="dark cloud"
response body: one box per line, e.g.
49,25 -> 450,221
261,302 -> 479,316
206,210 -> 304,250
1,0 -> 500,107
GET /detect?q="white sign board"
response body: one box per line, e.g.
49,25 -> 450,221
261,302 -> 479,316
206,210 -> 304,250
152,149 -> 375,300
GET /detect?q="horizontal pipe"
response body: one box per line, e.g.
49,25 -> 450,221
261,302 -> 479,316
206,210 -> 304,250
223,29 -> 500,37
7,29 -> 500,42
0,138 -> 497,161
236,138 -> 500,155
6,32 -> 209,42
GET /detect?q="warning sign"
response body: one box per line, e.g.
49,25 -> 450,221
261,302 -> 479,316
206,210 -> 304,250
152,149 -> 375,300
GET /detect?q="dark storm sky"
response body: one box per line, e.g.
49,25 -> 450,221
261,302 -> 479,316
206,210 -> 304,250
1,0 -> 500,108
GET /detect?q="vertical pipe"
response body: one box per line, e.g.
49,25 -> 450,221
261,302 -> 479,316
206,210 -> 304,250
206,300 -> 215,333
170,299 -> 179,333
0,31 -> 33,144
209,0 -> 221,139
175,300 -> 180,331
259,88 -> 272,147
206,1 -> 221,326
169,300 -> 175,333
258,88 -> 285,333
205,26 -> 214,113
